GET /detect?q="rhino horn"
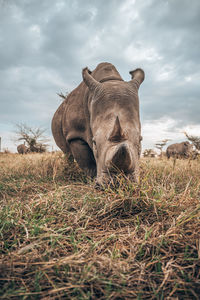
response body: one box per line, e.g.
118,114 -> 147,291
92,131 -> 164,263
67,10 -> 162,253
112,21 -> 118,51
109,116 -> 126,142
129,68 -> 145,88
82,67 -> 101,92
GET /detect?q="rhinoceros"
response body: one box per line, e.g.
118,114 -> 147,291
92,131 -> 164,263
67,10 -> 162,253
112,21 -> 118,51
17,144 -> 29,154
166,141 -> 193,159
52,62 -> 144,186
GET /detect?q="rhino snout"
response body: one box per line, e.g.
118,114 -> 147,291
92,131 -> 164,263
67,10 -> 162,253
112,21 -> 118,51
105,143 -> 134,174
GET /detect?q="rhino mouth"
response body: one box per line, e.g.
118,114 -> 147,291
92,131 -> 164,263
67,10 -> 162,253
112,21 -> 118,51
95,170 -> 138,190
110,144 -> 133,173
94,142 -> 140,188
105,143 -> 134,174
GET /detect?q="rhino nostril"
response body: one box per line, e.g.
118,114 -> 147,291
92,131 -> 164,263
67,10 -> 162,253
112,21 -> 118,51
109,144 -> 133,173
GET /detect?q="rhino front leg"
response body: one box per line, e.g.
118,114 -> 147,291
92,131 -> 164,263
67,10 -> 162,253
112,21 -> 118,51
69,139 -> 97,177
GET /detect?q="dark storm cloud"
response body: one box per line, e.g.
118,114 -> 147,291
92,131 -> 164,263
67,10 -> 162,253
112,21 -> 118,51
0,0 -> 199,151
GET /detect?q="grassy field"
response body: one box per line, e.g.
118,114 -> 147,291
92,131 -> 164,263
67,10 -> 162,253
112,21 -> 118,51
0,152 -> 200,299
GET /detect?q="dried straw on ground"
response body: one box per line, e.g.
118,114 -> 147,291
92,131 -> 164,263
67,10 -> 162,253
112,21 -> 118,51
0,152 -> 200,299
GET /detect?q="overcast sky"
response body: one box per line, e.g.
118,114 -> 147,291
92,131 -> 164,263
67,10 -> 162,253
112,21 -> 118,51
0,0 -> 200,152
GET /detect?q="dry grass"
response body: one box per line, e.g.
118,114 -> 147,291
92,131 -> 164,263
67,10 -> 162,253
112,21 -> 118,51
0,152 -> 200,299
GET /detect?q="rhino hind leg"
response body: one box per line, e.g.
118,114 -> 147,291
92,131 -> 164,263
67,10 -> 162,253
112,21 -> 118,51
69,139 -> 97,177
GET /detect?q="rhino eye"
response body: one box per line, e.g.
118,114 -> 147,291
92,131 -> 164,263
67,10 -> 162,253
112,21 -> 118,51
92,139 -> 96,146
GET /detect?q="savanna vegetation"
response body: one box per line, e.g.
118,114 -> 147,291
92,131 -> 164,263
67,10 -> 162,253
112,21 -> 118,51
14,123 -> 49,153
0,152 -> 200,299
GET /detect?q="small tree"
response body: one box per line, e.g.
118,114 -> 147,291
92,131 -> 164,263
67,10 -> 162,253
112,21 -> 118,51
184,132 -> 200,151
155,139 -> 170,157
14,123 -> 49,153
143,149 -> 157,157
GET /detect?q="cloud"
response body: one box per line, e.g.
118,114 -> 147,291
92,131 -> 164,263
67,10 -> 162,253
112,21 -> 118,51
0,0 -> 200,152
142,117 -> 200,151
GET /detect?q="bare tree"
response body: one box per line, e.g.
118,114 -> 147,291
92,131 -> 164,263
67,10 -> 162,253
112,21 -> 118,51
155,139 -> 170,157
14,123 -> 49,153
184,132 -> 200,151
57,91 -> 69,101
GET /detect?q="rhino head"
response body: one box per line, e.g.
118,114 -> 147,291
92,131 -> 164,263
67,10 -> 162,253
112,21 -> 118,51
82,67 -> 144,186
183,141 -> 193,155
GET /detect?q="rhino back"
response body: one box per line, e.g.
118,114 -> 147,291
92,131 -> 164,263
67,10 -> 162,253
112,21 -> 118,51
91,62 -> 123,82
52,81 -> 90,153
167,143 -> 179,152
51,99 -> 69,153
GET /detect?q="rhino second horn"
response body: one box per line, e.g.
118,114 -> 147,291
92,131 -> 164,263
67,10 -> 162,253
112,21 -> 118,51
109,116 -> 126,142
82,67 -> 101,92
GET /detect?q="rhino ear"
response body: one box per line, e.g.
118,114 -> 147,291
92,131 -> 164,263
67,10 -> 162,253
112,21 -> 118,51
109,116 -> 126,142
129,68 -> 145,89
82,67 -> 101,92
184,141 -> 189,146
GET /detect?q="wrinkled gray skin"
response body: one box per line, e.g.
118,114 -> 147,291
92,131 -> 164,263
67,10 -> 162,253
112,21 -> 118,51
52,62 -> 144,186
17,144 -> 29,154
166,141 -> 193,159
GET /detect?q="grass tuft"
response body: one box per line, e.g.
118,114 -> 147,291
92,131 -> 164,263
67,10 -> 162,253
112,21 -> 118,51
0,153 -> 200,298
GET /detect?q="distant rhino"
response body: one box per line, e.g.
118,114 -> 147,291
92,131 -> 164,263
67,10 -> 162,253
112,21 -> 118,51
166,141 -> 193,159
29,143 -> 46,153
52,62 -> 144,186
17,144 -> 29,154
